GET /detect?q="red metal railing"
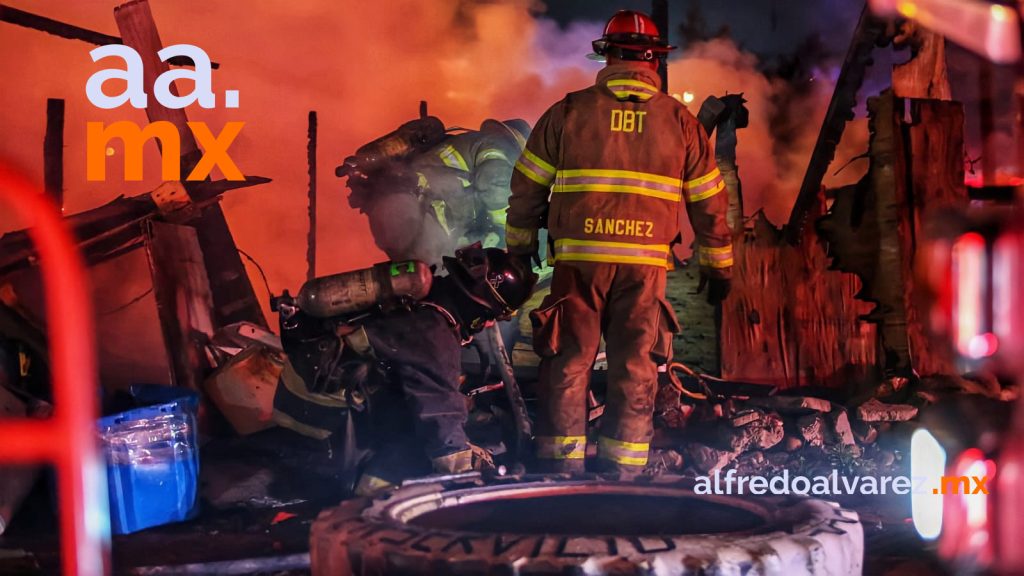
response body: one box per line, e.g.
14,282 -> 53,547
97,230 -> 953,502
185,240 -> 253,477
0,165 -> 110,575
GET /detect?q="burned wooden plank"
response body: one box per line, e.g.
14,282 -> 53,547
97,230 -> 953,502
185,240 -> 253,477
115,0 -> 266,329
720,204 -> 877,390
145,221 -> 215,391
785,8 -> 891,244
0,4 -> 219,68
114,0 -> 200,162
0,177 -> 270,278
43,99 -> 64,209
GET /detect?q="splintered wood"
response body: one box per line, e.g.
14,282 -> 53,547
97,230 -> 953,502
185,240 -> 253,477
724,93 -> 967,390
719,210 -> 876,390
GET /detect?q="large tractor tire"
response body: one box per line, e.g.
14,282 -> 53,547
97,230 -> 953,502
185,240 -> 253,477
311,476 -> 863,575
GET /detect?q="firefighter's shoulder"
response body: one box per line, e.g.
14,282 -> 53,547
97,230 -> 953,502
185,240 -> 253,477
667,98 -> 705,135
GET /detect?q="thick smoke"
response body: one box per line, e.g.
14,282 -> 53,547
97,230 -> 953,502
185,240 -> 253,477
667,37 -> 868,228
0,1 -> 868,385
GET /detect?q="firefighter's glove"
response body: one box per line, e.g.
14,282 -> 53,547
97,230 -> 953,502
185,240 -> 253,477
697,273 -> 732,306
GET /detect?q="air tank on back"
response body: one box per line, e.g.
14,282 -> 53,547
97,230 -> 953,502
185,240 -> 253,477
335,116 -> 446,178
295,260 -> 433,318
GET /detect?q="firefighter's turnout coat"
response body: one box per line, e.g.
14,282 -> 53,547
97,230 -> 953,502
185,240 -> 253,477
506,62 -> 733,472
357,125 -> 525,267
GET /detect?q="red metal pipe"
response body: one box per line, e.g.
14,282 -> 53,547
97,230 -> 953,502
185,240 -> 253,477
0,164 -> 109,575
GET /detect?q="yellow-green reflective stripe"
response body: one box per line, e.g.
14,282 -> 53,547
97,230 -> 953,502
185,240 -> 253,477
505,223 -> 536,248
606,79 -> 659,92
536,435 -> 586,459
699,257 -> 734,268
439,144 -> 469,172
522,148 -> 555,175
554,253 -> 669,268
700,245 -> 733,255
597,436 -> 649,466
699,245 -> 734,268
515,161 -> 552,186
552,184 -> 679,202
478,148 -> 509,163
555,239 -> 669,253
557,169 -> 680,187
687,180 -> 725,203
431,200 -> 451,235
488,208 -> 507,226
684,167 -> 721,188
612,90 -> 653,101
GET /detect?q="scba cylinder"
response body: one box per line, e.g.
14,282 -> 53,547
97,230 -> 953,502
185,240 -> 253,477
297,260 -> 433,318
336,116 -> 446,177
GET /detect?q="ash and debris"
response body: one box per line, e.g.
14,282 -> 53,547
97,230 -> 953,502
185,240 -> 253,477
645,370 -> 1017,485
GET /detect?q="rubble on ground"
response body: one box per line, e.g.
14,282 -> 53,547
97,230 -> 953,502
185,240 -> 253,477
642,375 -> 1002,479
856,398 -> 918,423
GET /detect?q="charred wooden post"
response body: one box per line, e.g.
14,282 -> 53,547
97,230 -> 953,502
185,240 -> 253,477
114,0 -> 266,329
867,92 -> 909,374
113,1 -> 199,168
895,98 -> 966,375
145,221 -> 215,391
307,111 -> 318,282
43,98 -> 64,209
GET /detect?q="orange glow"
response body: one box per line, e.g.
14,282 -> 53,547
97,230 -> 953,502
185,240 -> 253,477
897,1 -> 919,19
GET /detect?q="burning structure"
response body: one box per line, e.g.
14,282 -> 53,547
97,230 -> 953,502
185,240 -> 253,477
0,0 -> 1022,575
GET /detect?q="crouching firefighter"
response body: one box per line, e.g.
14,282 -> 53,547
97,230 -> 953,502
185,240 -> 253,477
271,245 -> 536,494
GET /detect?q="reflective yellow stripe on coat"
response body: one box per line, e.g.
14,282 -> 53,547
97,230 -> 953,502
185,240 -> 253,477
553,169 -> 681,202
505,223 -> 538,251
606,79 -> 659,102
684,167 -> 726,203
438,144 -> 471,186
698,244 -> 734,269
554,239 -> 670,268
515,148 -> 556,186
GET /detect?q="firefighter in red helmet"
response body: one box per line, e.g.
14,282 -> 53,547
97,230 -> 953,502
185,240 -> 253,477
507,10 -> 733,476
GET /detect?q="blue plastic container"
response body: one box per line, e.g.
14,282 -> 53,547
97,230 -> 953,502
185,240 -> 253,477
98,386 -> 200,534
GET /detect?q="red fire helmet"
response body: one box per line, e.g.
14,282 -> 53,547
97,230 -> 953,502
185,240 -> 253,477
590,10 -> 677,61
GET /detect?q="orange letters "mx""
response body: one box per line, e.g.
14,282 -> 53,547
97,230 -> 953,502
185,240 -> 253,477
87,120 -> 245,181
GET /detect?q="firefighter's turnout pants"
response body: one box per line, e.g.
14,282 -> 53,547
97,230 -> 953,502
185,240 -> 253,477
531,262 -> 677,473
